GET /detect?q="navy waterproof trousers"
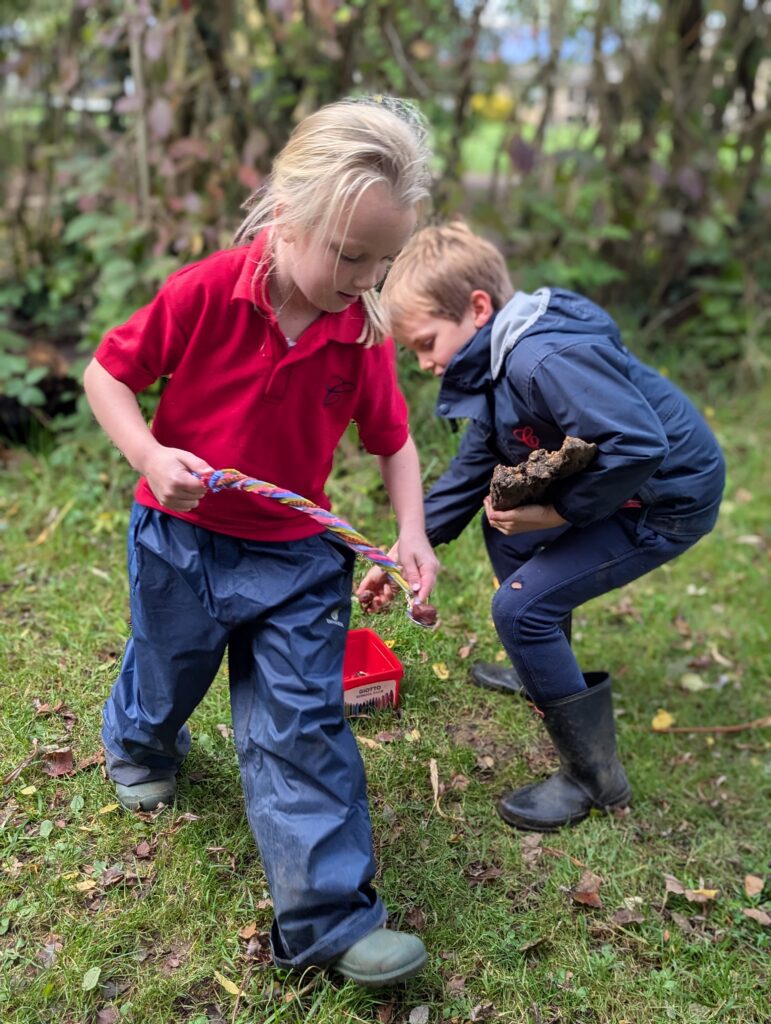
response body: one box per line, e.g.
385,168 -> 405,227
482,508 -> 700,704
103,504 -> 386,969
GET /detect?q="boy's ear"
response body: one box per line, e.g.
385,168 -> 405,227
470,289 -> 494,328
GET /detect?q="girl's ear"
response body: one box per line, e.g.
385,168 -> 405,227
470,289 -> 494,328
274,205 -> 295,244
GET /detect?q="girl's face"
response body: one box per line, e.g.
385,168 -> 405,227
277,182 -> 417,315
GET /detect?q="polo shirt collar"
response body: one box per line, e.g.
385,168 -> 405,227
230,230 -> 367,345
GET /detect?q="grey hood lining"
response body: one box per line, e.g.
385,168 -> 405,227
490,288 -> 551,379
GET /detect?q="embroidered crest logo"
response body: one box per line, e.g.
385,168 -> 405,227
512,426 -> 540,449
323,376 -> 355,407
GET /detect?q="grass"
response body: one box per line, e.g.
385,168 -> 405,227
1,381 -> 769,1024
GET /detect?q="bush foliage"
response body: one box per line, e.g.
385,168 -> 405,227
1,0 -> 769,429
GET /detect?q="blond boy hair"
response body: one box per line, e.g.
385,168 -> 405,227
382,221 -> 514,334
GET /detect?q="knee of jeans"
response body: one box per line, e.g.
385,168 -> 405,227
491,583 -> 527,639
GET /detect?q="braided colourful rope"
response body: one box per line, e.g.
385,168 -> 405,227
196,468 -> 429,622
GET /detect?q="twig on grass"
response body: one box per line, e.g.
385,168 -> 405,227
2,739 -> 40,785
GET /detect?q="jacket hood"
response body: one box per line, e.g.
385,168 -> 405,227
490,288 -> 623,379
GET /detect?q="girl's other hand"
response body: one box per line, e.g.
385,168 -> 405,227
356,566 -> 396,613
143,446 -> 214,512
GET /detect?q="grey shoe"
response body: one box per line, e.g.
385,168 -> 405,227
115,777 -> 177,812
471,615 -> 572,696
470,662 -> 524,694
332,928 -> 427,987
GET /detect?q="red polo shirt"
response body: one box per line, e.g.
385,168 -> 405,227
94,232 -> 410,541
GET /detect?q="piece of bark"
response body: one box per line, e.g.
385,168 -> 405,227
490,436 -> 598,511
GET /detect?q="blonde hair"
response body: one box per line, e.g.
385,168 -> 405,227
382,221 -> 514,332
234,96 -> 432,345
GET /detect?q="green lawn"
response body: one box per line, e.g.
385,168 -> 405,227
1,382 -> 769,1023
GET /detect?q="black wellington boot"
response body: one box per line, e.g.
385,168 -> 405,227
470,615 -> 572,696
497,671 -> 631,831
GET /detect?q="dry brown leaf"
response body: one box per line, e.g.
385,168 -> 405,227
572,870 -> 603,908
744,874 -> 764,898
742,907 -> 771,926
612,907 -> 645,925
664,873 -> 685,896
42,748 -> 74,777
239,923 -> 258,940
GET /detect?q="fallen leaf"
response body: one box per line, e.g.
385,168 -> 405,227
409,1007 -> 430,1024
376,1004 -> 396,1024
673,614 -> 691,637
670,911 -> 692,933
742,908 -> 771,926
663,873 -> 685,896
572,870 -> 603,908
744,874 -> 764,898
684,887 -> 719,903
432,662 -> 449,680
447,975 -> 466,996
383,639 -> 396,649
708,642 -> 733,668
95,1008 -> 120,1024
239,923 -> 258,940
42,748 -> 75,777
98,803 -> 120,815
520,833 -> 544,867
680,672 -> 709,693
82,966 -> 101,991
612,907 -> 645,925
652,708 -> 675,731
405,906 -> 426,931
494,650 -> 507,662
214,970 -> 241,996
356,736 -> 382,750
466,862 -> 504,886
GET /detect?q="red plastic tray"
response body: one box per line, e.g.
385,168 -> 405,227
343,628 -> 403,715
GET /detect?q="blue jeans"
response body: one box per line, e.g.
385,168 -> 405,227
483,509 -> 700,704
103,504 -> 386,970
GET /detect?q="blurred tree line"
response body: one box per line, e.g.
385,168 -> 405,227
0,0 -> 769,439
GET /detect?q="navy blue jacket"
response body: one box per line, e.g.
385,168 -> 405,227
423,288 -> 725,545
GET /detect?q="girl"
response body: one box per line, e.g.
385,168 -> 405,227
83,97 -> 439,987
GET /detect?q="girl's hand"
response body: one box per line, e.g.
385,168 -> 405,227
143,447 -> 214,512
356,534 -> 439,613
395,530 -> 440,603
483,496 -> 568,536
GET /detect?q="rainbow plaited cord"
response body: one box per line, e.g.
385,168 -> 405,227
196,468 -> 426,622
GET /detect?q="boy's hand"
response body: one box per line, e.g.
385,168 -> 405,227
143,446 -> 214,512
483,497 -> 568,535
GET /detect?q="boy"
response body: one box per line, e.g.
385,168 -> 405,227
359,221 -> 725,832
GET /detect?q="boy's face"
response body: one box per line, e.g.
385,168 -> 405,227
396,294 -> 492,376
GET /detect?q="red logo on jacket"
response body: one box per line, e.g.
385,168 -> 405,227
512,426 -> 540,449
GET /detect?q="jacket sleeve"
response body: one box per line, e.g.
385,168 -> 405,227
529,341 -> 670,527
424,419 -> 498,546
